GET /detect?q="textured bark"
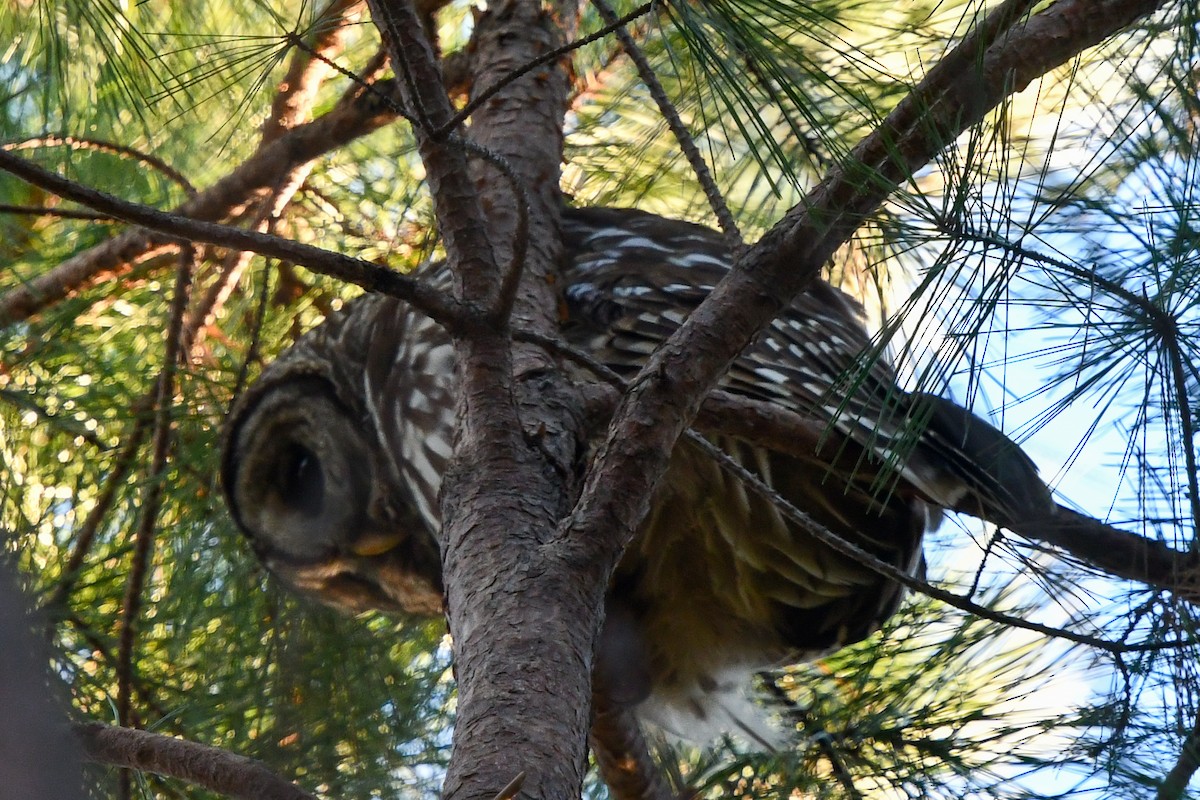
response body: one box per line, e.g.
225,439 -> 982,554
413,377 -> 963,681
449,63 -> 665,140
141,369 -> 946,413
366,2 -> 593,800
75,723 -> 315,800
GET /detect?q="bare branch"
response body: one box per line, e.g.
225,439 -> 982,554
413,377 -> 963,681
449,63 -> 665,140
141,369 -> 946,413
115,250 -> 193,800
75,722 -> 317,800
0,149 -> 467,331
367,0 -> 503,306
43,413 -> 153,618
591,694 -> 677,800
0,203 -> 115,221
4,135 -> 198,196
564,0 -> 1170,575
0,73 -> 400,325
264,0 -> 367,142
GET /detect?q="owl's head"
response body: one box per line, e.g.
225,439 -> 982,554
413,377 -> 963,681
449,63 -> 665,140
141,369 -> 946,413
221,296 -> 451,617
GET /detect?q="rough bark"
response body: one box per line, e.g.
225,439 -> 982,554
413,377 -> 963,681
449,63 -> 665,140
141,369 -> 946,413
366,2 -> 595,800
75,723 -> 316,800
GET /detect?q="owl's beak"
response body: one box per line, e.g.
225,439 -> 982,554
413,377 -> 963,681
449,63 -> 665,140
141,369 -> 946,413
351,530 -> 404,556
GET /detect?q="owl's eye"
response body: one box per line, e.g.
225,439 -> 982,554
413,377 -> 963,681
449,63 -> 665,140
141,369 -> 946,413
278,442 -> 325,517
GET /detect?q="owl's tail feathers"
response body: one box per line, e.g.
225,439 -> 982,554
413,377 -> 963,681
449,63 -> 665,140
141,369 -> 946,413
902,392 -> 1056,530
902,394 -> 1200,597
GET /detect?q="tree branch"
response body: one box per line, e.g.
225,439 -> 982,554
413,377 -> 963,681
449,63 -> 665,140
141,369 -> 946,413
264,0 -> 367,141
0,69 -> 400,326
367,4 -> 601,800
0,149 -> 467,331
564,0 -> 1170,572
114,248 -> 193,800
4,135 -> 197,196
75,723 -> 317,800
590,694 -> 677,800
589,0 -> 741,248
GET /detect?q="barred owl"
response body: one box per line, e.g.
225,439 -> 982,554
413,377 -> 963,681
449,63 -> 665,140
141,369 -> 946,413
222,206 -> 1052,740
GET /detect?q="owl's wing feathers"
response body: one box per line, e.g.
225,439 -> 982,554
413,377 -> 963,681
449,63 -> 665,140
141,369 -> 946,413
562,209 -> 929,693
562,206 -> 1052,529
224,205 -> 1053,745
560,208 -> 1051,735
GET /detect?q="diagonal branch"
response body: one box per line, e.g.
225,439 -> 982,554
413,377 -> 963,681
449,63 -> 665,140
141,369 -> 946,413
0,150 -> 466,331
591,693 -> 677,800
0,72 -> 400,326
563,0 -> 1170,573
264,0 -> 367,142
114,248 -> 192,800
589,0 -> 741,248
75,722 -> 317,800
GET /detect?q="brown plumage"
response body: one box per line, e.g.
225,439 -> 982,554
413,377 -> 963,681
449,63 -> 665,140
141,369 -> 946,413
222,206 -> 1052,742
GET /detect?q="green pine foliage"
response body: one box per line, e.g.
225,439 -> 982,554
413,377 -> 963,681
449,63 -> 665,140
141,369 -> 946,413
1,0 -> 1198,797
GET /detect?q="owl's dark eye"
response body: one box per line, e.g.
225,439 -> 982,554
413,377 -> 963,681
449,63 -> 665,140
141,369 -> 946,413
278,442 -> 325,517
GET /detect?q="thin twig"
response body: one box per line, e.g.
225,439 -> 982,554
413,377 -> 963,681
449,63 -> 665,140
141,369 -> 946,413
490,771 -> 526,800
115,248 -> 193,799
230,261 -> 275,406
43,414 -> 152,617
590,0 -> 741,248
0,203 -> 115,221
4,135 -> 197,196
264,0 -> 366,142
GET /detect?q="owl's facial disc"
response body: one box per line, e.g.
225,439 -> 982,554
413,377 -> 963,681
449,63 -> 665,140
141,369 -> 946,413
225,382 -> 373,563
